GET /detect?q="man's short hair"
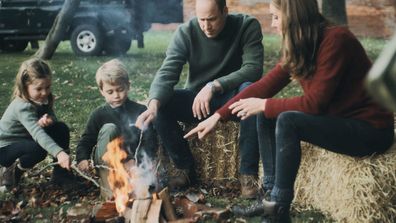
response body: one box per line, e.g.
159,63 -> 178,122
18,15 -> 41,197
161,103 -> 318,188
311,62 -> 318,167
215,0 -> 227,12
95,59 -> 129,89
199,0 -> 226,12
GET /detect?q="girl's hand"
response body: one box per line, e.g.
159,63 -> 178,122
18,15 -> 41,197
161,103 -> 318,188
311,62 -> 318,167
229,98 -> 267,120
38,114 -> 54,127
56,151 -> 70,170
184,113 -> 221,140
77,160 -> 90,171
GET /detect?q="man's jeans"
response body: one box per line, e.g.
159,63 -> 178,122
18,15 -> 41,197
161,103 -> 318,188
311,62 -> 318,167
258,111 -> 394,206
155,83 -> 260,175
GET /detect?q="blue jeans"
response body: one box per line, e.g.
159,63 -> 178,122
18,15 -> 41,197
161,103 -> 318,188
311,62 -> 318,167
258,111 -> 394,206
155,83 -> 260,175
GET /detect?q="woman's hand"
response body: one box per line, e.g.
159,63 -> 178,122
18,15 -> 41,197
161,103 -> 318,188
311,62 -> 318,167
184,113 -> 221,140
229,98 -> 266,120
56,151 -> 71,170
77,160 -> 90,171
38,114 -> 54,127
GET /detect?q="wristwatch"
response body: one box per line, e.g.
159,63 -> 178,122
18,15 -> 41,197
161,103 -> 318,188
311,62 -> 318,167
206,81 -> 216,94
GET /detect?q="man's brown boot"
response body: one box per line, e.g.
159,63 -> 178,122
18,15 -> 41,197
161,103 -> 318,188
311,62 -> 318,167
168,168 -> 195,191
240,174 -> 259,199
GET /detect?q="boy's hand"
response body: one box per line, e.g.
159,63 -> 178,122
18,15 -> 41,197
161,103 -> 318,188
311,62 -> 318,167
38,114 -> 54,127
136,99 -> 160,130
56,151 -> 71,170
77,160 -> 90,171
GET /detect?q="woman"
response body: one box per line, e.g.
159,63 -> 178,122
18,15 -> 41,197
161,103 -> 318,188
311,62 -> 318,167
185,0 -> 394,221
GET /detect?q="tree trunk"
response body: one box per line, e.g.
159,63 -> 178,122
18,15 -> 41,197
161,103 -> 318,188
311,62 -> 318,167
126,0 -> 144,48
35,0 -> 80,60
321,0 -> 348,25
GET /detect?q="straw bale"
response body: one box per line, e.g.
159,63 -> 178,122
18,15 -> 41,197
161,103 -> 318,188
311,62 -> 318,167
185,122 -> 241,181
157,122 -> 240,181
159,121 -> 396,222
294,142 -> 396,223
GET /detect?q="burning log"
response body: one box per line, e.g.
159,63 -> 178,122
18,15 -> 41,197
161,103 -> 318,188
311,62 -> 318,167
92,190 -> 230,222
124,196 -> 162,223
158,187 -> 177,221
92,201 -> 119,222
95,136 -> 230,222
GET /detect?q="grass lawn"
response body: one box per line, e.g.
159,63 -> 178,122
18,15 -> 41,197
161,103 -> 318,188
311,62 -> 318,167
0,30 -> 388,222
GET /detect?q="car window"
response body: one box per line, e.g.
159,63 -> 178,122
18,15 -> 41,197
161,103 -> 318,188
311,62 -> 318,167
1,0 -> 38,7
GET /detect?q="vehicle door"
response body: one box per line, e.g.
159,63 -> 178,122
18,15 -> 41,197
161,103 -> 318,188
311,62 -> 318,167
0,0 -> 37,34
32,0 -> 63,34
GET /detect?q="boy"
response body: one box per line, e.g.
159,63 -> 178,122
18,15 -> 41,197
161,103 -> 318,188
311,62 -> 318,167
76,59 -> 157,199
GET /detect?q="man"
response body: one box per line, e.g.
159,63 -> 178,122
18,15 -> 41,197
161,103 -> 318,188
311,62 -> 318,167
136,0 -> 263,198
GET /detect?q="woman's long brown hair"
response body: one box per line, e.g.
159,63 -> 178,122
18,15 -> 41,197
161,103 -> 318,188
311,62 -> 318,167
272,0 -> 328,79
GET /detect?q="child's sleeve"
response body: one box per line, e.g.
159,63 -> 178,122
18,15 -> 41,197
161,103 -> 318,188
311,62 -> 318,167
18,103 -> 63,157
76,110 -> 100,162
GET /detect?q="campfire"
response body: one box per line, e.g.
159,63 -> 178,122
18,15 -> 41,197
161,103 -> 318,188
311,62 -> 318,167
91,137 -> 230,223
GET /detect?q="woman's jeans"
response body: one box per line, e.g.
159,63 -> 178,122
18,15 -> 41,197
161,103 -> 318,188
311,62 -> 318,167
257,111 -> 394,206
0,122 -> 70,169
155,83 -> 260,176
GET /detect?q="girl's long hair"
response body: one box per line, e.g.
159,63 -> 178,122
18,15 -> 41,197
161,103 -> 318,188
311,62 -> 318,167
272,0 -> 328,79
12,57 -> 54,107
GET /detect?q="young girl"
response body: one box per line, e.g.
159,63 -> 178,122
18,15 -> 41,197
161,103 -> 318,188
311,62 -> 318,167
185,0 -> 394,222
0,58 -> 72,189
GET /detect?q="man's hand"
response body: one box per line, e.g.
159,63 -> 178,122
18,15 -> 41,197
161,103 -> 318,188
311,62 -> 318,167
77,160 -> 90,171
136,99 -> 160,130
56,151 -> 71,170
38,114 -> 53,127
192,82 -> 217,120
184,113 -> 221,139
229,98 -> 267,120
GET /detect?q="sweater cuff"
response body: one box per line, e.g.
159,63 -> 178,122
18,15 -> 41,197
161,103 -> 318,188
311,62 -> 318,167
264,98 -> 281,119
216,107 -> 231,121
50,147 -> 64,158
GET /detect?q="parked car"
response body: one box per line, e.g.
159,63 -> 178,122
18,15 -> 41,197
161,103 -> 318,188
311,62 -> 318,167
0,0 -> 183,55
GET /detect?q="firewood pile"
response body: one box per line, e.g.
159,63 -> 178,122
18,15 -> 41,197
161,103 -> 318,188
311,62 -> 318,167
91,188 -> 230,223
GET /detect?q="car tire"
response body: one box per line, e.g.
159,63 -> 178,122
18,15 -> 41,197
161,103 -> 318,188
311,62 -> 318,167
104,36 -> 131,55
0,40 -> 28,52
70,24 -> 103,56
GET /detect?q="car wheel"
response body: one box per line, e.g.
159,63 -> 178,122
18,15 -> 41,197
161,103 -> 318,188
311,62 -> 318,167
0,40 -> 28,52
104,36 -> 132,55
70,24 -> 103,56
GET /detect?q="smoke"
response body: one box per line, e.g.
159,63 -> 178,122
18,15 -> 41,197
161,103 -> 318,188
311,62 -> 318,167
116,113 -> 160,198
127,151 -> 158,199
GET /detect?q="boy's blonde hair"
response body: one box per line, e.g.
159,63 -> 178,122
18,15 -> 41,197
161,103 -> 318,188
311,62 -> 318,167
12,57 -> 54,107
95,59 -> 130,90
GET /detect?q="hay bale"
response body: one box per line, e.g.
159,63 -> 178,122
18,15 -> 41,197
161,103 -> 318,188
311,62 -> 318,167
294,142 -> 396,222
160,121 -> 396,222
157,122 -> 240,181
186,122 -> 240,181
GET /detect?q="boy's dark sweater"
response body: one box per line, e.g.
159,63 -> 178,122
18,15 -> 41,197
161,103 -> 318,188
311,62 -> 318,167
76,99 -> 157,162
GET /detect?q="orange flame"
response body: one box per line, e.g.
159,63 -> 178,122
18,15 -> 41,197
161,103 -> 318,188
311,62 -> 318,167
102,137 -> 132,214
